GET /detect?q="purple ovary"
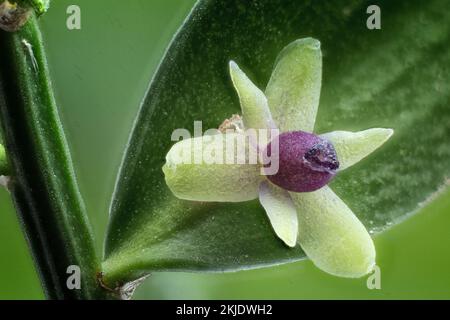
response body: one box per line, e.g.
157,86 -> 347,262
263,131 -> 339,192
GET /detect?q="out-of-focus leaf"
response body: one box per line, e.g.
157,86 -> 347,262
102,0 -> 450,284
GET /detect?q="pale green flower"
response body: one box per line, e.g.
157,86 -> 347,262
163,38 -> 393,278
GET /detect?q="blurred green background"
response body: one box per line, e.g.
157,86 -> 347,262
0,0 -> 449,299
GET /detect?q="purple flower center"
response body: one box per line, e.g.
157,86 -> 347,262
263,131 -> 340,192
304,141 -> 339,173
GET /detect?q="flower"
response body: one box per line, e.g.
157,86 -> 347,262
163,38 -> 393,278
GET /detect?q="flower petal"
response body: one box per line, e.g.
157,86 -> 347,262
229,61 -> 275,129
321,128 -> 394,171
265,38 -> 322,133
259,181 -> 298,247
290,186 -> 376,278
163,133 -> 262,202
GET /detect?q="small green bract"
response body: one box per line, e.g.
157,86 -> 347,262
163,38 -> 394,278
16,0 -> 49,15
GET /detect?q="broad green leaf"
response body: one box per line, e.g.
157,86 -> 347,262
103,0 -> 450,284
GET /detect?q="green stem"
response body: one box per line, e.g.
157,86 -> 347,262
0,144 -> 8,175
0,16 -> 111,299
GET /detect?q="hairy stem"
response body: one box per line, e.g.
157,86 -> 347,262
0,15 -> 111,299
0,144 -> 8,175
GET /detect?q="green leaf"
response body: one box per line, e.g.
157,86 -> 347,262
103,0 -> 450,284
